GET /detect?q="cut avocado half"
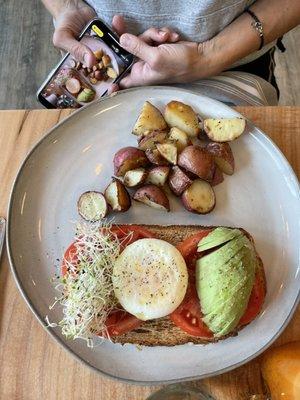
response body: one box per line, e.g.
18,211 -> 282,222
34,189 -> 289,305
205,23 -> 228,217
198,227 -> 242,252
196,234 -> 256,337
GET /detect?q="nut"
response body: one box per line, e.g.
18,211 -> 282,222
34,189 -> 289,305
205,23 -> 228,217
94,70 -> 103,80
90,77 -> 98,84
94,49 -> 103,60
98,61 -> 103,69
102,54 -> 111,67
92,65 -> 98,72
107,67 -> 117,79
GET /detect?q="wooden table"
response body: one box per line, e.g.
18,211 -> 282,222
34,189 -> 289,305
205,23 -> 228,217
0,107 -> 300,400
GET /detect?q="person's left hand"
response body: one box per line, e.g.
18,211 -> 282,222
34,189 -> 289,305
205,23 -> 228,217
118,33 -> 218,88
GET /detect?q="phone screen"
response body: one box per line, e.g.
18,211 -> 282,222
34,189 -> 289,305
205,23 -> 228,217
38,20 -> 133,109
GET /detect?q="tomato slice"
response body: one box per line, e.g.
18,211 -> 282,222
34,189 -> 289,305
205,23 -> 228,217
176,230 -> 212,269
170,230 -> 213,337
170,271 -> 213,338
61,242 -> 77,277
110,225 -> 156,239
239,271 -> 266,326
110,225 -> 156,250
61,225 -> 156,337
105,310 -> 142,337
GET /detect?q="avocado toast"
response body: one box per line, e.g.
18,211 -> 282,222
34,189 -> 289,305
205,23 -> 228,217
111,225 -> 266,346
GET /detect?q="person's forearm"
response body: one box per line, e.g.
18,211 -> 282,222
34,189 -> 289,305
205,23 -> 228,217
207,0 -> 300,73
41,0 -> 90,18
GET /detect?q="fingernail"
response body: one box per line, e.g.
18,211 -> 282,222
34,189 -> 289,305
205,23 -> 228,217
120,34 -> 130,47
173,32 -> 179,39
159,30 -> 167,36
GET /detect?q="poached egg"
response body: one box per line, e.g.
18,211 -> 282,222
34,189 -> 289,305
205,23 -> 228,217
112,238 -> 188,321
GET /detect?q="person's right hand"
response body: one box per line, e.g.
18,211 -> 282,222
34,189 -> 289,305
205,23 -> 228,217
52,2 -> 97,68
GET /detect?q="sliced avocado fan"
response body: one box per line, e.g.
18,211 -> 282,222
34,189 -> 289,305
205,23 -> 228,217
198,227 -> 242,252
196,229 -> 256,337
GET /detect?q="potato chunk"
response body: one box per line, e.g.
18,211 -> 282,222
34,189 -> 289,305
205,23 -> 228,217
164,101 -> 200,137
132,101 -> 168,136
204,118 -> 246,142
182,180 -> 215,214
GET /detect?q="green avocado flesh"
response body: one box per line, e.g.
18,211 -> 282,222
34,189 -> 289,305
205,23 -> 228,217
197,227 -> 243,252
196,231 -> 256,337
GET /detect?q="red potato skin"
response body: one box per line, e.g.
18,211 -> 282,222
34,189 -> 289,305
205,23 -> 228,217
211,166 -> 224,187
133,184 -> 170,211
113,146 -> 148,176
205,142 -> 235,175
145,148 -> 170,166
178,145 -> 215,182
168,166 -> 193,196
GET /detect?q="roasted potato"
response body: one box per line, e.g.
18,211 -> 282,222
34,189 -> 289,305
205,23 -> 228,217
168,166 -> 193,196
138,130 -> 168,151
104,179 -> 131,212
164,101 -> 200,138
133,184 -> 170,211
206,142 -> 235,175
145,148 -> 170,166
211,166 -> 224,187
132,101 -> 168,136
146,166 -> 170,186
177,145 -> 215,182
123,168 -> 147,188
168,127 -> 191,153
77,191 -> 108,221
156,142 -> 177,164
113,146 -> 148,176
203,117 -> 246,142
182,179 -> 216,214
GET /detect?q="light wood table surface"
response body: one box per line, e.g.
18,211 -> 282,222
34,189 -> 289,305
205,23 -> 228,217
0,107 -> 299,400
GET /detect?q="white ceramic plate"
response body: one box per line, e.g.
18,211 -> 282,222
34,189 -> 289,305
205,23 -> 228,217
7,87 -> 300,384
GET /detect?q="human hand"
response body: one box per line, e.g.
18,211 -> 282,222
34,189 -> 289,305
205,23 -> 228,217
109,15 -> 180,93
52,1 -> 97,67
118,33 -> 217,88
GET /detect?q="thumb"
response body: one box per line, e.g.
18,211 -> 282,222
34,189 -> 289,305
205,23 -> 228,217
53,29 -> 96,67
119,75 -> 134,89
120,33 -> 157,64
107,83 -> 119,95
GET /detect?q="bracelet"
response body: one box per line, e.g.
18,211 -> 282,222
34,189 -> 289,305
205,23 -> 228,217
245,9 -> 264,50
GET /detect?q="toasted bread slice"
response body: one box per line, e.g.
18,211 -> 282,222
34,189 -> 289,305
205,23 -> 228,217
111,224 -> 266,346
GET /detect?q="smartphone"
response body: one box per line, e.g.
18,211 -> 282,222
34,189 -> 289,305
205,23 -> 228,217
37,18 -> 134,109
